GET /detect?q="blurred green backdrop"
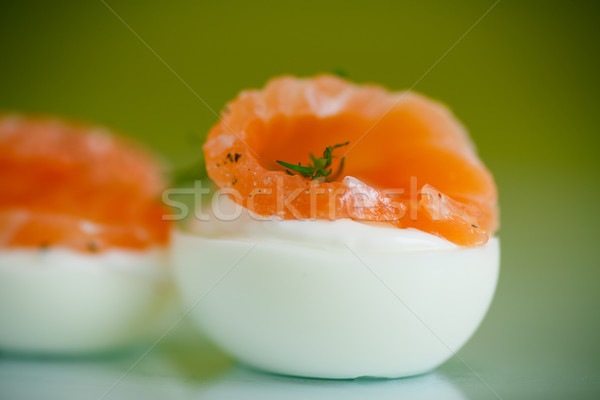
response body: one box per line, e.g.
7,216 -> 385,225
1,0 -> 599,397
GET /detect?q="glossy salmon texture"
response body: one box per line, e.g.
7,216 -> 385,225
0,114 -> 170,253
204,75 -> 498,246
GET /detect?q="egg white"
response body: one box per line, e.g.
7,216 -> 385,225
0,247 -> 174,355
173,219 -> 499,379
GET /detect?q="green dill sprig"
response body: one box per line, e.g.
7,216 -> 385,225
276,141 -> 349,181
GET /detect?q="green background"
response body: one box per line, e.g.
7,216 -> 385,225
1,0 -> 599,398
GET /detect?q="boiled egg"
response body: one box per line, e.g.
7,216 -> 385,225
0,114 -> 174,354
173,197 -> 499,379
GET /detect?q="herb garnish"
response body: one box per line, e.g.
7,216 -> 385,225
276,141 -> 349,182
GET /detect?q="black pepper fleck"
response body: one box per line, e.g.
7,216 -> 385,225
234,153 -> 242,162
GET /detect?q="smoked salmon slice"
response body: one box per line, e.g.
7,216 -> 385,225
203,75 -> 499,246
0,114 -> 170,253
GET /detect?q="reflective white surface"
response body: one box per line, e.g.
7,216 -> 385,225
2,318 -> 598,400
0,337 -> 465,400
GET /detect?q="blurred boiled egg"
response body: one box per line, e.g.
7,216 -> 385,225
0,114 -> 173,354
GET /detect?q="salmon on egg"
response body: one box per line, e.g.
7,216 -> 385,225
0,114 -> 173,354
174,75 -> 500,378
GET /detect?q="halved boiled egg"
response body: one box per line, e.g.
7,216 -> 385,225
0,114 -> 173,354
174,198 -> 498,379
172,75 -> 501,378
